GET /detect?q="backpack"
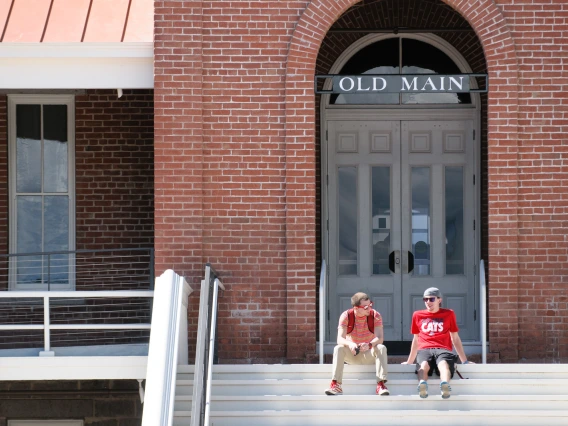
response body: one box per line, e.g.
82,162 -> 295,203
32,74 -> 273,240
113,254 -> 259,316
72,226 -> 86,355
346,308 -> 375,335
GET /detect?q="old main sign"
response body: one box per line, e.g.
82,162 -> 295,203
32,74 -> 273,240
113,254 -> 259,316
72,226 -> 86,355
315,74 -> 487,94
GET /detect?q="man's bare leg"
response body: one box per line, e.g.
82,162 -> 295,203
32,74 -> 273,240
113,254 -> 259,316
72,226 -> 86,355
438,360 -> 452,399
416,361 -> 429,398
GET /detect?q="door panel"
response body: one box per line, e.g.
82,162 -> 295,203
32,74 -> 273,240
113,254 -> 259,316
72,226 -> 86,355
400,121 -> 475,340
327,119 -> 476,342
328,121 -> 402,341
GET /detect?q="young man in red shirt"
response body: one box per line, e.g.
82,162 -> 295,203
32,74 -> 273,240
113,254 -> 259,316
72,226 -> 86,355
403,287 -> 472,399
325,292 -> 389,396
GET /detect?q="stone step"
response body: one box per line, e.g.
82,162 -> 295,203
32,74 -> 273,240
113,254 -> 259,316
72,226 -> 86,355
174,378 -> 567,396
173,393 -> 568,412
175,363 -> 568,380
173,409 -> 568,426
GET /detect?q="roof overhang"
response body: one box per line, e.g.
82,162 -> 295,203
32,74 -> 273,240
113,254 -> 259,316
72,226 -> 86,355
0,356 -> 148,380
0,42 -> 154,89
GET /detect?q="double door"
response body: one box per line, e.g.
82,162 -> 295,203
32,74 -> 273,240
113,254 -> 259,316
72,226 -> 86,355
327,119 -> 477,341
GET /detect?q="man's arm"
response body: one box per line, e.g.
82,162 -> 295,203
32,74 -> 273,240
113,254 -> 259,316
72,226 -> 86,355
450,332 -> 470,363
371,325 -> 384,346
357,325 -> 385,353
337,325 -> 358,355
402,334 -> 419,364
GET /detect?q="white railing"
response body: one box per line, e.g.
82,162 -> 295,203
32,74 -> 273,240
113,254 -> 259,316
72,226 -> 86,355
480,259 -> 487,364
319,259 -> 327,364
0,290 -> 154,356
142,269 -> 192,426
191,264 -> 224,426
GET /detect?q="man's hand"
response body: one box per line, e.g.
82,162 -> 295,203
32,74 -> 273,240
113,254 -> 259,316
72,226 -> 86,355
348,341 -> 359,355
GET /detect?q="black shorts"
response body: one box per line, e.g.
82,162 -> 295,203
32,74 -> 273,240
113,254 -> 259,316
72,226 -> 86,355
415,348 -> 458,378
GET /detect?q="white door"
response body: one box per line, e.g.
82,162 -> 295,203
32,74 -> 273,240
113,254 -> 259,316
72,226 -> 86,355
327,119 -> 477,341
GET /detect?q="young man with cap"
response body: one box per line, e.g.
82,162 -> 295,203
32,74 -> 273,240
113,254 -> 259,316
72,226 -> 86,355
402,287 -> 472,399
325,292 -> 389,396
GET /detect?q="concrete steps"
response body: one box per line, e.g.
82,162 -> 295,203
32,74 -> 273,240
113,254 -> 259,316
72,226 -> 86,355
172,363 -> 568,426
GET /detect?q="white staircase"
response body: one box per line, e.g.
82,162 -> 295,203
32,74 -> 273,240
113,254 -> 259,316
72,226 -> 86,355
173,363 -> 568,426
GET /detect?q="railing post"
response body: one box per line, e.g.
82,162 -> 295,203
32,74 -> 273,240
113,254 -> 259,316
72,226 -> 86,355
177,277 -> 191,365
149,248 -> 155,290
319,260 -> 326,364
191,266 -> 212,426
39,296 -> 54,357
204,278 -> 225,426
480,259 -> 487,364
47,253 -> 51,291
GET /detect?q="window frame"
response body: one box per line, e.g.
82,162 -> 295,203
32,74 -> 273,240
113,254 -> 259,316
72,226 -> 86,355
8,94 -> 76,291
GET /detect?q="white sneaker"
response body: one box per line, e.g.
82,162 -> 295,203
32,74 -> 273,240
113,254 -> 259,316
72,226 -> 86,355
418,380 -> 428,398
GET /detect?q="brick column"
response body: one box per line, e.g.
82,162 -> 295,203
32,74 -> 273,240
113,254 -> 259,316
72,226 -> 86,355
154,1 -> 204,359
154,1 -> 204,280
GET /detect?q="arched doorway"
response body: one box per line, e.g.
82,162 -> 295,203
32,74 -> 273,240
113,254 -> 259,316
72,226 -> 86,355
319,33 -> 484,353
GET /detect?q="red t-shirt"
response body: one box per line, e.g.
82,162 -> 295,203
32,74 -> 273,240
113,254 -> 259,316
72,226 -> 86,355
410,308 -> 459,352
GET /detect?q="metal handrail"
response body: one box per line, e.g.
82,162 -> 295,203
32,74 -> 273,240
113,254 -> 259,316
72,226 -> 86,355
0,290 -> 153,355
141,269 -> 192,426
319,260 -> 326,364
204,278 -> 224,425
0,247 -> 154,290
191,264 -> 224,426
480,259 -> 487,364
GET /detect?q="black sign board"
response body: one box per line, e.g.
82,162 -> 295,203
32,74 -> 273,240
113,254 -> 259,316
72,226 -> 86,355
315,74 -> 488,94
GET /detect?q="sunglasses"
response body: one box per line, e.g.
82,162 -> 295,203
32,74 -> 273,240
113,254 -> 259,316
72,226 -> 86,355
356,302 -> 373,310
423,297 -> 438,303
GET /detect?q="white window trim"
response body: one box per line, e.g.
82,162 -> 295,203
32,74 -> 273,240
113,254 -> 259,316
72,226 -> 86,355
8,94 -> 76,291
9,421 -> 83,426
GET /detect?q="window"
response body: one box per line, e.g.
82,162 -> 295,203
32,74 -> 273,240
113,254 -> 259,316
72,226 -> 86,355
331,37 -> 472,105
8,95 -> 75,290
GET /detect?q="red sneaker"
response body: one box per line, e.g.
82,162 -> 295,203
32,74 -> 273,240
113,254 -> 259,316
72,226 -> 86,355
325,380 -> 343,395
376,381 -> 389,396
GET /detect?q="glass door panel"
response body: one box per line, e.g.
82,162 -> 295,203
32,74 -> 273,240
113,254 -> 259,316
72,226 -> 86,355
372,167 -> 391,275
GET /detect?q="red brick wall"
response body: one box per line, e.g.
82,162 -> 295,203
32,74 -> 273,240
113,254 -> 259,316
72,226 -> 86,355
497,0 -> 568,362
154,1 -> 206,360
75,89 -> 154,252
152,0 -> 568,362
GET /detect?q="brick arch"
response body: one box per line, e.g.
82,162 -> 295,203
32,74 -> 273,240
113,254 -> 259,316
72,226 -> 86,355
284,0 -> 520,361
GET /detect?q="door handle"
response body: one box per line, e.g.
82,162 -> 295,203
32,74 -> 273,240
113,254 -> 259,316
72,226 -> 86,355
407,251 -> 415,274
388,250 -> 401,274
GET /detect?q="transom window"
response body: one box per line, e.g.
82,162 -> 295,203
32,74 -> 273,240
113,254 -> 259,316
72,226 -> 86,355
331,37 -> 472,105
8,95 -> 75,290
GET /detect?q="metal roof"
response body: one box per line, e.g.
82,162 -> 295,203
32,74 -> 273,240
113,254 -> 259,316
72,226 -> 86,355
0,0 -> 153,43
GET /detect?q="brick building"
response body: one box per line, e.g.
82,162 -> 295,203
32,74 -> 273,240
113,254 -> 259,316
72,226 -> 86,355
0,0 -> 567,423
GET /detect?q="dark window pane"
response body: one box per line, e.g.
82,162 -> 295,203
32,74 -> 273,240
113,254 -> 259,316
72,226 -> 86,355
332,38 -> 400,105
402,39 -> 471,104
44,105 -> 68,142
16,105 -> 42,193
338,167 -> 358,275
16,105 -> 41,140
372,167 -> 391,275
